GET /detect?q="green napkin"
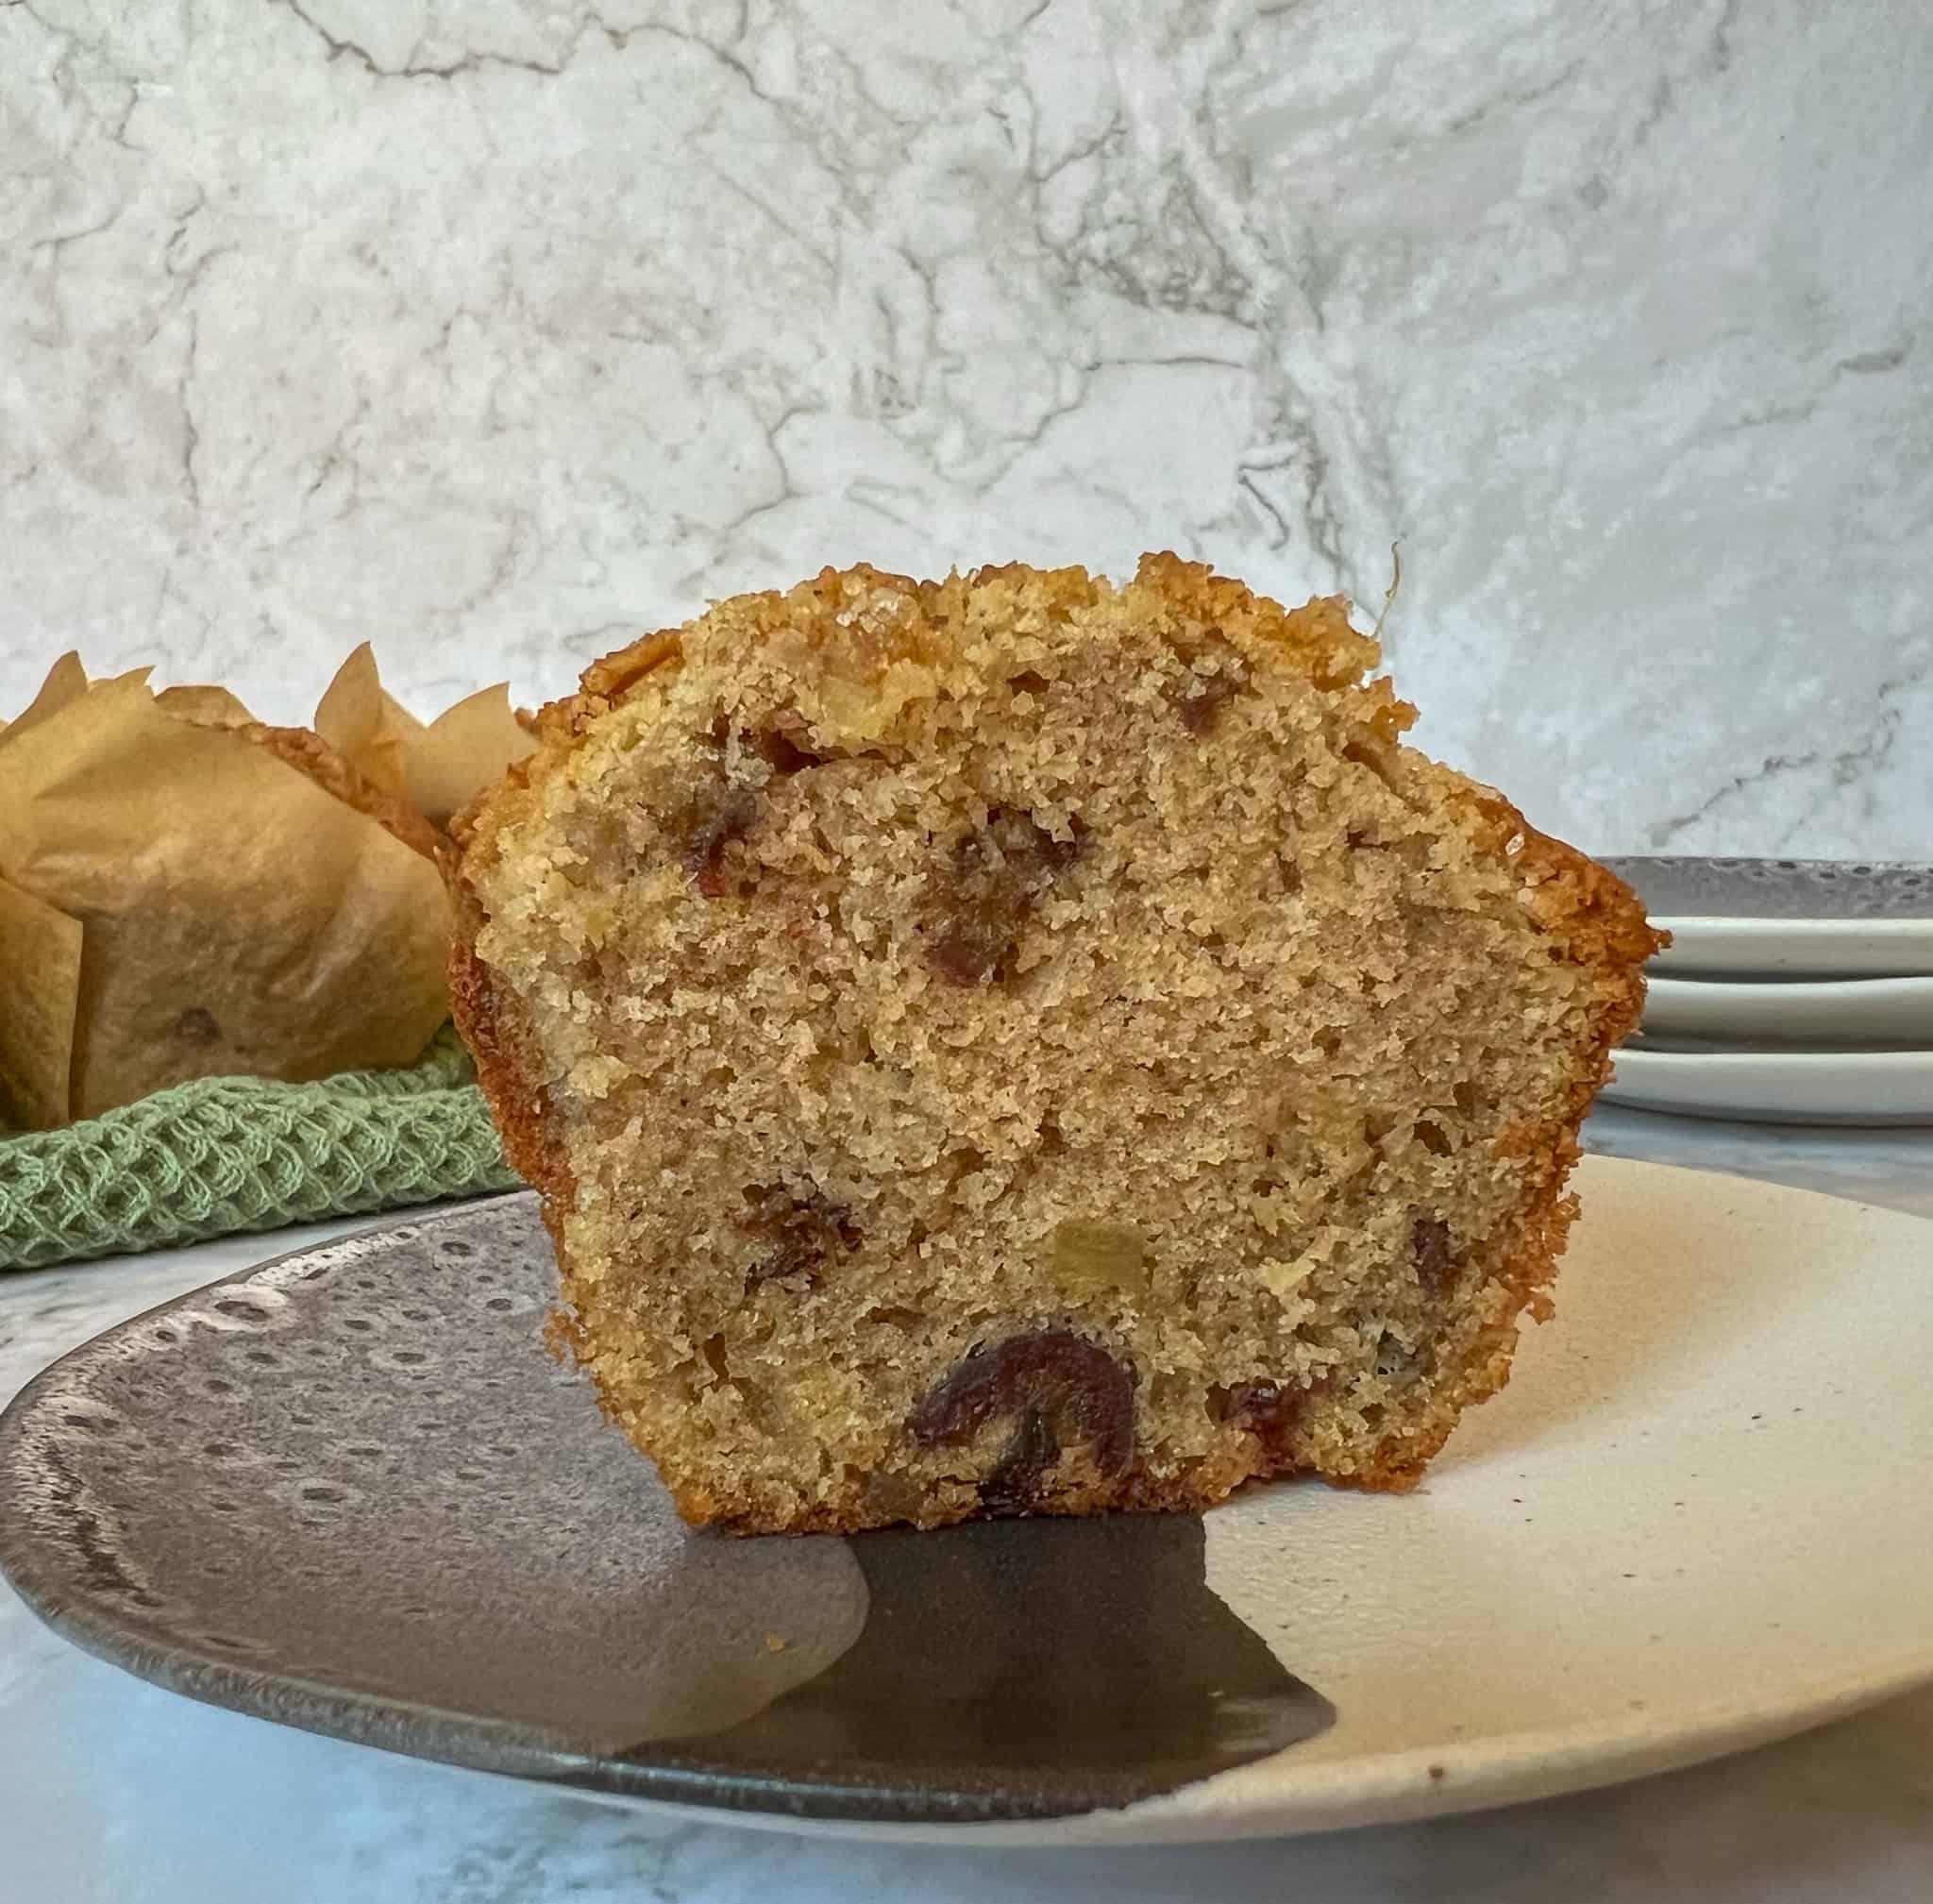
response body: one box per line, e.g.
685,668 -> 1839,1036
0,1026 -> 522,1271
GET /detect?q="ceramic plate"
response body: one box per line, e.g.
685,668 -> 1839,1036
1599,858 -> 1933,980
1641,974 -> 1933,1049
1601,1047 -> 1933,1125
3,1159 -> 1931,1845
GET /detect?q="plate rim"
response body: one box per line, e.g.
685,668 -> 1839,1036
1618,1046 -> 1933,1073
9,1550 -> 1925,1845
1602,1047 -> 1933,1123
1649,917 -> 1933,981
1650,916 -> 1933,938
1600,857 -> 1933,930
1644,973 -> 1933,1003
1640,972 -> 1933,1046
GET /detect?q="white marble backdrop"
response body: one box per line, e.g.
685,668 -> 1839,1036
4,0 -> 1927,855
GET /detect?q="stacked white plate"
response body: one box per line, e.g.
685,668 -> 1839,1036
1596,859 -> 1933,1125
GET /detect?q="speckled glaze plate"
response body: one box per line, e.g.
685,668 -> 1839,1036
3,1158 -> 1931,1845
1601,859 -> 1933,979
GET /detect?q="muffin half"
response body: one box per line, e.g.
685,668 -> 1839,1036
451,556 -> 1657,1533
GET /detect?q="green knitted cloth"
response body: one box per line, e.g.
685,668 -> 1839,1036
0,1026 -> 523,1271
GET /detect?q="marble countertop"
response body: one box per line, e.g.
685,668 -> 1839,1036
3,1110 -> 1929,1902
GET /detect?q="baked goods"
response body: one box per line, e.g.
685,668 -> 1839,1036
0,670 -> 452,1127
450,556 -> 1659,1533
0,650 -> 535,1131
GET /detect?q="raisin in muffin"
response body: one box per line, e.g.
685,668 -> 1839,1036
450,555 -> 1658,1534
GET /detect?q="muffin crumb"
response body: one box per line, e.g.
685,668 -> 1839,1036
450,555 -> 1657,1533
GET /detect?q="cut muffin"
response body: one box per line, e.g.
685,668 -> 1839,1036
450,555 -> 1659,1534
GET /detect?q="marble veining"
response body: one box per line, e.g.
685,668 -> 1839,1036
4,0 -> 1928,855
